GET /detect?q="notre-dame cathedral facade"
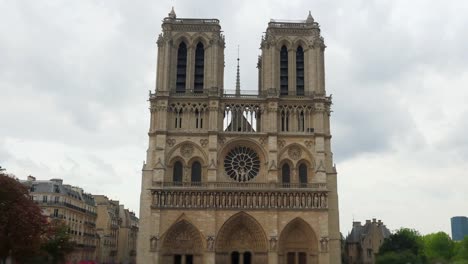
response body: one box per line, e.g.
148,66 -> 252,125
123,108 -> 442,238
137,8 -> 341,264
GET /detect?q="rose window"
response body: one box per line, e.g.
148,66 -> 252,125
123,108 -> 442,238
224,146 -> 260,182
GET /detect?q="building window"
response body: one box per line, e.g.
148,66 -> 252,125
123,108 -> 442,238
53,209 -> 59,217
175,109 -> 183,129
176,42 -> 187,93
282,163 -> 291,185
299,163 -> 308,186
296,46 -> 305,95
298,111 -> 305,132
281,110 -> 289,132
194,42 -> 204,92
54,196 -> 60,203
173,161 -> 183,183
43,195 -> 48,203
195,109 -> 203,129
191,161 -> 202,184
280,45 -> 288,95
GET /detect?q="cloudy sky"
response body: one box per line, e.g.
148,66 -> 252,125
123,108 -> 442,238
1,0 -> 468,236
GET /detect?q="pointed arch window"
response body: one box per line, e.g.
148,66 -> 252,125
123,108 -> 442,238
299,163 -> 308,187
296,46 -> 305,96
298,110 -> 305,132
280,46 -> 288,95
173,161 -> 183,184
175,109 -> 183,129
191,161 -> 202,184
194,42 -> 205,92
282,163 -> 291,186
281,110 -> 289,132
176,42 -> 187,93
195,109 -> 203,129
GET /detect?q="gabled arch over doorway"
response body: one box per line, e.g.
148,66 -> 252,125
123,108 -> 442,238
215,212 -> 268,264
278,217 -> 319,264
160,219 -> 204,264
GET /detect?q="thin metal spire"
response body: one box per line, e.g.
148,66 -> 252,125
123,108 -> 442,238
236,45 -> 240,96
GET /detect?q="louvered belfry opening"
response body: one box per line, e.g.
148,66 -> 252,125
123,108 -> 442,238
194,42 -> 205,93
176,42 -> 187,93
296,46 -> 304,96
280,45 -> 288,95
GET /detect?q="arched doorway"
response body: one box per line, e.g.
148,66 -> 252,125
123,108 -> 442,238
278,218 -> 319,264
215,212 -> 268,264
160,220 -> 204,264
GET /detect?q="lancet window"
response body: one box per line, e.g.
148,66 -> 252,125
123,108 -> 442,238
194,42 -> 205,92
296,46 -> 305,96
279,105 -> 314,133
299,163 -> 308,186
176,42 -> 187,93
223,104 -> 262,132
282,163 -> 291,185
191,161 -> 202,184
169,103 -> 208,130
173,161 -> 183,183
280,45 -> 288,95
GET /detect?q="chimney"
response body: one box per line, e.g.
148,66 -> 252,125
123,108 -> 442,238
378,220 -> 382,225
27,175 -> 36,181
50,178 -> 63,185
372,218 -> 377,223
366,220 -> 371,224
353,221 -> 362,227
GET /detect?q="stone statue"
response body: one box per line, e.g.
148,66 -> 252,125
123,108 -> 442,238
320,237 -> 329,252
269,236 -> 277,251
150,236 -> 159,252
207,236 -> 215,251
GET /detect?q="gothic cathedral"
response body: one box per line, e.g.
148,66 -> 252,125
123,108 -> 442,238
137,8 -> 341,264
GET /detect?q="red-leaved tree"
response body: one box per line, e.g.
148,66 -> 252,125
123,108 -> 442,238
0,171 -> 47,264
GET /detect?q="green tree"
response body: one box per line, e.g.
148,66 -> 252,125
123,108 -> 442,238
0,172 -> 47,264
422,232 -> 454,263
376,228 -> 425,264
454,236 -> 468,262
41,219 -> 76,264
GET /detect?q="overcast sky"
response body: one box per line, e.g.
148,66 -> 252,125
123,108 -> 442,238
1,0 -> 468,236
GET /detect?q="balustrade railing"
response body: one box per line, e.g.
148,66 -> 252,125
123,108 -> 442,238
150,88 -> 320,99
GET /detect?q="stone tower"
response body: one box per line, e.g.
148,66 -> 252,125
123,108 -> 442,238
137,8 -> 341,264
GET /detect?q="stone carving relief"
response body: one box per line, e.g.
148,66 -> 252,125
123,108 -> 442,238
166,138 -> 176,147
218,136 -> 225,145
200,139 -> 208,147
304,140 -> 313,148
278,139 -> 285,149
180,143 -> 194,158
209,159 -> 216,169
259,137 -> 267,146
288,146 -> 302,160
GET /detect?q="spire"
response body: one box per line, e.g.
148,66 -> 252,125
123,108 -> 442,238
306,10 -> 314,23
236,45 -> 240,96
168,6 -> 176,19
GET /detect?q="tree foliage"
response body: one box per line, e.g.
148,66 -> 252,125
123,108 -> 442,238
41,219 -> 76,264
0,173 -> 47,263
377,228 -> 425,264
423,232 -> 454,263
454,236 -> 468,262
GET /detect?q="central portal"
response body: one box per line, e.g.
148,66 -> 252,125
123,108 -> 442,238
215,212 -> 268,264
